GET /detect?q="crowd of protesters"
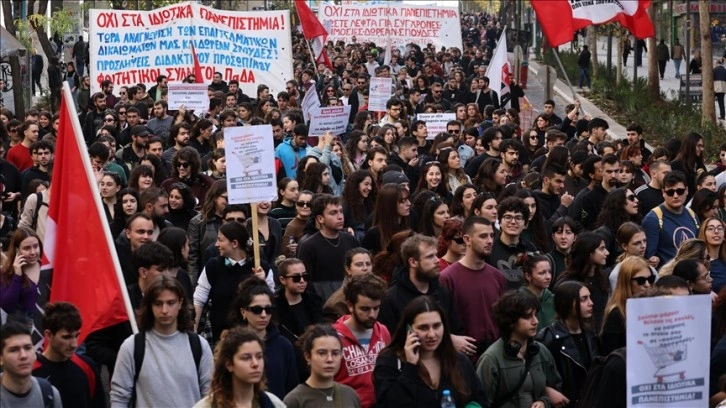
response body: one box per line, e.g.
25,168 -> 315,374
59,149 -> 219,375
0,9 -> 725,408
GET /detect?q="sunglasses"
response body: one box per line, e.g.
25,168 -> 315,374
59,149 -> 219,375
631,275 -> 656,286
664,188 -> 686,197
118,111 -> 126,114
246,305 -> 275,315
296,200 -> 311,208
283,273 -> 310,283
626,194 -> 637,202
177,162 -> 190,169
225,217 -> 246,223
448,129 -> 461,134
530,135 -> 538,139
104,118 -> 115,122
452,237 -> 465,245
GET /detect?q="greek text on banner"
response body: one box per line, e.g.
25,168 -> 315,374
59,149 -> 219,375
89,1 -> 293,98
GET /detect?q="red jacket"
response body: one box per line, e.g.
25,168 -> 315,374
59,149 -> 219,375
333,315 -> 391,408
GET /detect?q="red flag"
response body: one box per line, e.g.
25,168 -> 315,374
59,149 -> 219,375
191,44 -> 204,83
47,83 -> 137,344
532,0 -> 654,47
295,0 -> 332,69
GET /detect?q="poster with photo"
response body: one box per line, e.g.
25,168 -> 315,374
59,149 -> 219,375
224,125 -> 276,203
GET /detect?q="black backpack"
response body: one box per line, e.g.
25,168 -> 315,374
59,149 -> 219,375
37,377 -> 56,408
576,347 -> 626,408
129,331 -> 203,406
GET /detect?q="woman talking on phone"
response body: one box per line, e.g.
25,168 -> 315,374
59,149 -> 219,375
373,296 -> 486,408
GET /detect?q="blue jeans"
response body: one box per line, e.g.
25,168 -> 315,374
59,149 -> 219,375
578,67 -> 591,88
674,59 -> 682,77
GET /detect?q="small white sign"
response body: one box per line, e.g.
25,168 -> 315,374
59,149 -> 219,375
415,113 -> 456,139
301,84 -> 321,123
167,83 -> 209,111
626,295 -> 711,408
308,106 -> 352,136
225,125 -> 277,204
368,77 -> 393,112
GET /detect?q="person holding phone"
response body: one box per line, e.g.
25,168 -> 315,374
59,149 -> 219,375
373,296 -> 486,408
0,228 -> 44,328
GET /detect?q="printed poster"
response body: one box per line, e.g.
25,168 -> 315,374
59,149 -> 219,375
415,113 -> 456,139
368,77 -> 392,112
225,125 -> 277,204
308,106 -> 351,136
89,1 -> 293,96
167,83 -> 208,111
626,295 -> 711,407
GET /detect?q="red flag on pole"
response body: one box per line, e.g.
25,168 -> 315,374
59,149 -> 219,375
47,83 -> 137,344
532,0 -> 654,47
295,0 -> 332,69
191,44 -> 204,83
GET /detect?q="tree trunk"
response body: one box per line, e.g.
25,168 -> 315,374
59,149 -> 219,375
27,0 -> 55,61
617,35 -> 623,85
588,26 -> 598,78
1,0 -> 26,117
700,0 -> 715,124
647,3 -> 659,98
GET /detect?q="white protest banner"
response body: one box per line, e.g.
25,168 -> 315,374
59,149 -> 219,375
416,113 -> 456,139
301,85 -> 321,123
225,125 -> 277,204
309,106 -> 351,136
368,77 -> 392,112
89,1 -> 293,97
319,3 -> 462,50
626,295 -> 711,407
167,83 -> 208,111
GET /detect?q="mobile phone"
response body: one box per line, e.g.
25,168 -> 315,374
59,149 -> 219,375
407,324 -> 414,334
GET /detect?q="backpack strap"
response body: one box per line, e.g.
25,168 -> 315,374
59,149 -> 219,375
30,192 -> 44,231
130,332 -> 146,406
37,377 -> 55,408
187,331 -> 203,380
686,208 -> 700,230
653,206 -> 664,232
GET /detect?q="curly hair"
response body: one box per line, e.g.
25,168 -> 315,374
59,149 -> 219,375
493,290 -> 541,340
596,187 -> 641,231
342,170 -> 375,225
209,327 -> 266,408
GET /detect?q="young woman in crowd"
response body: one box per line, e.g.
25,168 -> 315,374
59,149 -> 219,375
323,248 -> 373,322
600,256 -> 654,354
671,132 -> 707,200
700,218 -> 726,293
294,156 -> 320,193
270,178 -> 299,230
657,238 -> 708,278
473,158 -> 507,200
371,230 -> 412,284
438,148 -> 471,193
607,222 -> 658,289
691,189 -> 720,224
188,180 -> 228,280
229,277 -> 298,400
515,189 -> 549,252
413,161 -> 450,203
157,226 -> 194,296
450,184 -> 477,219
283,324 -> 361,407
471,192 -> 499,227
617,160 -> 639,190
194,326 -> 286,408
521,128 -> 542,167
163,147 -> 216,205
166,182 -> 198,231
346,130 -> 369,169
594,188 -> 641,266
437,218 -> 465,270
128,164 -> 155,195
204,148 -> 226,180
332,140 -> 356,179
476,290 -> 562,408
110,187 -> 139,237
519,253 -> 555,328
245,201 -> 282,270
342,170 -> 375,242
362,184 -> 411,254
536,281 -> 599,406
99,171 -> 122,225
281,190 -> 314,258
0,228 -> 44,324
418,196 -> 450,238
374,296 -> 486,408
554,231 -> 611,330
673,259 -> 714,297
140,153 -> 168,187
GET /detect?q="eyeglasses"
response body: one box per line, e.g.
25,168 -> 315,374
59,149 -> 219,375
502,214 -> 525,223
631,275 -> 656,286
246,305 -> 276,315
327,89 -> 335,93
452,237 -> 465,244
706,226 -> 725,233
224,217 -> 246,223
626,194 -> 637,202
296,200 -> 311,208
283,273 -> 310,283
119,92 -> 127,95
664,188 -> 686,197
698,271 -> 711,281
177,162 -> 190,169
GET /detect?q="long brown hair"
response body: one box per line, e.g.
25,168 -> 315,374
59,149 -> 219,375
209,327 -> 266,408
372,184 -> 410,250
138,276 -> 192,332
201,179 -> 227,222
1,227 -> 43,288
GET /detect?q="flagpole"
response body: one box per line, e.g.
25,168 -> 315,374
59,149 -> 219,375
61,82 -> 139,335
293,2 -> 321,68
550,47 -> 587,116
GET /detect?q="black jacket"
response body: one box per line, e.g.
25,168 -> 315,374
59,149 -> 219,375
378,266 -> 463,335
536,320 -> 600,404
275,290 -> 324,342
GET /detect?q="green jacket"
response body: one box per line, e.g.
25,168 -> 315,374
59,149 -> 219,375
476,338 -> 562,408
519,286 -> 556,328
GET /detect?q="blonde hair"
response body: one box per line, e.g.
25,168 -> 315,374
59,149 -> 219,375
657,239 -> 707,278
602,256 -> 650,331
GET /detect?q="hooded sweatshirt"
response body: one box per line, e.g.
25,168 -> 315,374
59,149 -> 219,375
333,315 -> 391,408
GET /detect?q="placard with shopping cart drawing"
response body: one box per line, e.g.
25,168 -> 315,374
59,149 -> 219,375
626,295 -> 711,407
224,125 -> 277,204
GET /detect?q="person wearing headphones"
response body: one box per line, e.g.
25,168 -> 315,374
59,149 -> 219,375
476,290 -> 562,408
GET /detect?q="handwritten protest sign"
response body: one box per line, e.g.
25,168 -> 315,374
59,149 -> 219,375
415,113 -> 456,139
626,295 -> 711,407
225,125 -> 277,204
368,77 -> 393,112
89,1 -> 292,97
319,3 -> 462,50
167,83 -> 208,111
309,106 -> 352,136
